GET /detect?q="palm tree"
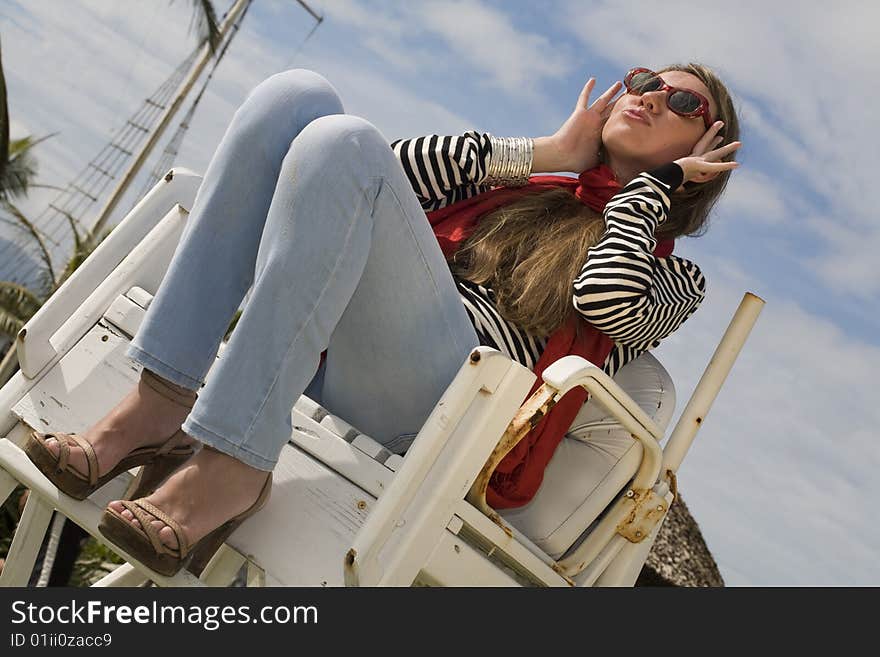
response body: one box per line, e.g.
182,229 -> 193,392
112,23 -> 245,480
0,3 -> 221,386
0,40 -> 49,364
183,0 -> 222,55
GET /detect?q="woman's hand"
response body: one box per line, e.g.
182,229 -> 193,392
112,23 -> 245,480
533,78 -> 622,174
674,121 -> 742,191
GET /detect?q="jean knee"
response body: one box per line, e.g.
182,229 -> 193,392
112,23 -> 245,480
233,69 -> 346,158
246,69 -> 343,110
288,114 -> 389,173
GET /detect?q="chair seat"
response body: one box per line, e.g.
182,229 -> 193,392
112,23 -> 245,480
499,351 -> 675,558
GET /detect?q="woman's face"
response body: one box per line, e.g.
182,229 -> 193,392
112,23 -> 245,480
602,70 -> 719,174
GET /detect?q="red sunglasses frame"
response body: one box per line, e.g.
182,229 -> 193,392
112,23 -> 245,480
623,67 -> 714,129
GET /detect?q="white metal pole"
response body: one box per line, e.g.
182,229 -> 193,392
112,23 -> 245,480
662,292 -> 765,474
88,0 -> 250,239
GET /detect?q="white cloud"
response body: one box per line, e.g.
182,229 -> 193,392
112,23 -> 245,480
411,0 -> 573,96
556,0 -> 880,296
321,0 -> 575,100
719,168 -> 788,225
655,265 -> 880,584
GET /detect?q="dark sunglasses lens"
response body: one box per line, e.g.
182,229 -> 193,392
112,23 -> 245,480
669,90 -> 701,114
629,71 -> 661,93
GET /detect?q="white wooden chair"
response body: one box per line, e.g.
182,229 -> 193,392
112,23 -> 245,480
0,169 -> 762,587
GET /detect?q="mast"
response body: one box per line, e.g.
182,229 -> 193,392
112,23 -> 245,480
87,0 -> 251,238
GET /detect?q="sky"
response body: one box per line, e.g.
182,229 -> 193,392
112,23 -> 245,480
1,0 -> 878,585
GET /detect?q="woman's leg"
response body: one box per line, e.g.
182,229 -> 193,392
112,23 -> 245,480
127,69 -> 346,388
183,112 -> 480,467
112,112 -> 479,549
45,69 -> 346,477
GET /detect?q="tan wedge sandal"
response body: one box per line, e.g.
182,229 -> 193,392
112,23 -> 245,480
98,473 -> 272,577
23,369 -> 199,501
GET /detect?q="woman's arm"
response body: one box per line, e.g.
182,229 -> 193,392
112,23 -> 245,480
531,136 -> 576,174
572,162 -> 707,350
390,131 -> 494,211
390,130 -> 573,210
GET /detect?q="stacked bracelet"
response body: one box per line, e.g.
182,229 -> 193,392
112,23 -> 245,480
485,135 -> 534,187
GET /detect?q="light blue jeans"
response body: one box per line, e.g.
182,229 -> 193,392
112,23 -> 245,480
126,69 -> 479,471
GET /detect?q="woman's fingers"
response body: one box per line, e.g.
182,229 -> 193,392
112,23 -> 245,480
592,81 -> 622,110
704,140 -> 742,160
693,121 -> 726,154
693,161 -> 740,180
576,78 -> 596,109
703,159 -> 740,169
578,78 -> 622,112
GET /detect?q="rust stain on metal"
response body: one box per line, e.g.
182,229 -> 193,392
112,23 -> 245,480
469,350 -> 481,364
492,515 -> 513,538
164,170 -> 174,182
101,335 -> 109,342
616,488 -> 669,543
467,383 -> 558,519
695,416 -> 702,424
17,327 -> 26,341
356,500 -> 367,511
666,469 -> 679,501
344,548 -> 356,567
550,562 -> 576,586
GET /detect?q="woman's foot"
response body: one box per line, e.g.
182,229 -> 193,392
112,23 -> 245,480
106,447 -> 270,552
44,370 -> 197,480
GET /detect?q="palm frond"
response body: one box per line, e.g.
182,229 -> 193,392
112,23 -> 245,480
56,209 -> 108,288
0,308 -> 24,341
0,138 -> 38,200
175,0 -> 221,54
0,280 -> 42,340
1,200 -> 56,289
8,132 -> 55,157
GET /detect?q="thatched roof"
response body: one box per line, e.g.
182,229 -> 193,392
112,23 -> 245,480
636,491 -> 724,587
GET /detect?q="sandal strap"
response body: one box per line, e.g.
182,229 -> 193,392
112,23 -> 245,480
53,433 -> 70,474
136,499 -> 189,556
119,500 -> 170,556
120,499 -> 188,557
47,432 -> 94,484
141,369 -> 198,409
68,433 -> 100,486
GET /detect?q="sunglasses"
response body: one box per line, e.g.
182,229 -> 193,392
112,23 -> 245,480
623,68 -> 713,129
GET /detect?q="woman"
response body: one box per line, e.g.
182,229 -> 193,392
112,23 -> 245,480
24,65 -> 741,576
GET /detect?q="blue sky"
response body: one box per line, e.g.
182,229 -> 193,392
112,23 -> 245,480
1,0 -> 878,585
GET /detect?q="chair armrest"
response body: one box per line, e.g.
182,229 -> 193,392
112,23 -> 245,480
344,348 -> 536,586
16,169 -> 202,379
465,355 -> 664,523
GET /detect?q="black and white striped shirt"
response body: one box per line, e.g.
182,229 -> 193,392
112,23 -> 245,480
390,131 -> 706,378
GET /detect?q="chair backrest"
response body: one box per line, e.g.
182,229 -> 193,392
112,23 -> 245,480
499,351 -> 675,559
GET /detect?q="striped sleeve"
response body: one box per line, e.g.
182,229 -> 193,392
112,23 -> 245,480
572,163 -> 707,350
389,131 -> 494,211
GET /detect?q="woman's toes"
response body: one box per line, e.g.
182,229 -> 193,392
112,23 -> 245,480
154,523 -> 179,550
108,502 -> 175,548
108,501 -> 140,530
45,437 -> 59,456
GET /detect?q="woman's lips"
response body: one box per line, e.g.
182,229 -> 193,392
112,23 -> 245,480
623,109 -> 650,125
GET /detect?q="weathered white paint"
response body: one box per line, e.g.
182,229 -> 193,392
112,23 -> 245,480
0,175 -> 755,588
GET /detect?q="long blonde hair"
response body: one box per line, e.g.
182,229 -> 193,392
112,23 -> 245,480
451,63 -> 740,336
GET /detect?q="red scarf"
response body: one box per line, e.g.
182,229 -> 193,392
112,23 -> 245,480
426,164 -> 674,509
